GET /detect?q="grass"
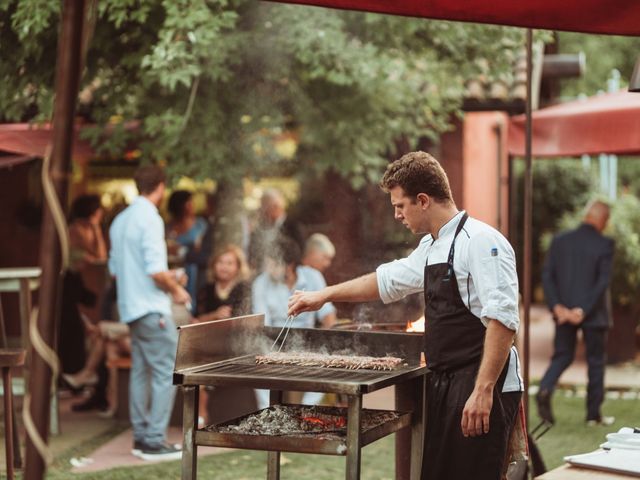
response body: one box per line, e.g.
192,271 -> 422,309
529,392 -> 638,470
27,393 -> 639,479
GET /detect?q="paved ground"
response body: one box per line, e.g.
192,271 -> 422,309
1,304 -> 638,475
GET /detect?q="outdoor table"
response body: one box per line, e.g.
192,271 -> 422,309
0,267 -> 41,351
538,464 -> 638,479
0,267 -> 40,468
0,267 -> 59,435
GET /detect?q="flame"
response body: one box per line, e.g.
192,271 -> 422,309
406,316 -> 425,332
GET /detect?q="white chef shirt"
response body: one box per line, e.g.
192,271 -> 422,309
376,211 -> 523,393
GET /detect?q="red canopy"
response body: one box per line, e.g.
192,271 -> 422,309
507,91 -> 640,157
0,123 -> 94,163
266,0 -> 640,36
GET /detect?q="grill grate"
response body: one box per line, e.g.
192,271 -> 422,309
198,361 -> 396,384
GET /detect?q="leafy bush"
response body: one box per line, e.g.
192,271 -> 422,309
512,159 -> 593,296
607,194 -> 640,307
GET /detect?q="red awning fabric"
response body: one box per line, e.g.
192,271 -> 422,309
0,154 -> 36,170
0,123 -> 94,164
507,91 -> 640,157
265,0 -> 640,36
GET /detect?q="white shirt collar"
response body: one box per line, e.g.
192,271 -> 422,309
134,195 -> 158,211
434,210 -> 465,240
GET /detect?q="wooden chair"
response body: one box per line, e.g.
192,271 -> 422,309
0,348 -> 25,480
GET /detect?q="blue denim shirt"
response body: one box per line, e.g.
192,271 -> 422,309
109,196 -> 172,323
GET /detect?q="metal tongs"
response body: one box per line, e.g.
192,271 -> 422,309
271,315 -> 296,352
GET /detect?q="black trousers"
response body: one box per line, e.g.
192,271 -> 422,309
539,324 -> 607,420
422,364 -> 522,480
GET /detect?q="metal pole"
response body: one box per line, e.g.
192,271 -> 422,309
24,1 -> 87,478
523,28 -> 533,429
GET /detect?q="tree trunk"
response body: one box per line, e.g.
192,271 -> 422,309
212,178 -> 247,254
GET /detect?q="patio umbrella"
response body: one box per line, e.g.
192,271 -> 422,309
265,0 -> 640,35
508,90 -> 640,157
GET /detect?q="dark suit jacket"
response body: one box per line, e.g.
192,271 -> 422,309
542,223 -> 614,328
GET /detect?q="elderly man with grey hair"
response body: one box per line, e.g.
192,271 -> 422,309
302,233 -> 336,274
248,188 -> 304,272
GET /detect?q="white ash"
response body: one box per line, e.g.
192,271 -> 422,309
255,351 -> 404,370
207,405 -> 400,436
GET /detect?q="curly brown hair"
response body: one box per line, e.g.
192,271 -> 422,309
380,151 -> 453,204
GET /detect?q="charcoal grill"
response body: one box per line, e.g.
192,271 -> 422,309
174,314 -> 426,480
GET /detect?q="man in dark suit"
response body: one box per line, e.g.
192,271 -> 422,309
536,200 -> 615,426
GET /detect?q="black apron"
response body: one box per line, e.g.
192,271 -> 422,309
421,213 -> 521,480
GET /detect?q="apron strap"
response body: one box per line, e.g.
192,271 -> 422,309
444,212 -> 469,278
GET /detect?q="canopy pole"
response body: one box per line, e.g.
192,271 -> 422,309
522,28 -> 533,429
24,1 -> 87,479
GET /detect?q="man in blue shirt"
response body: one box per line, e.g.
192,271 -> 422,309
109,165 -> 190,460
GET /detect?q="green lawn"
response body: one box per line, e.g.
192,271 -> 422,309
39,394 -> 637,479
529,392 -> 637,470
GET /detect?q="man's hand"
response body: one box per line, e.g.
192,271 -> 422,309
461,386 -> 494,437
171,268 -> 188,286
567,307 -> 584,325
553,304 -> 584,325
171,285 -> 191,305
288,290 -> 326,316
552,304 -> 570,324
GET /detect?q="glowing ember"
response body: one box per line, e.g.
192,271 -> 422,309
302,415 -> 347,429
406,316 -> 425,332
208,405 -> 400,437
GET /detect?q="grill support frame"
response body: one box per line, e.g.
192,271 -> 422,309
175,315 -> 426,480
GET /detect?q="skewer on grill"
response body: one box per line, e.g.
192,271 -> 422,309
270,314 -> 296,352
255,351 -> 404,371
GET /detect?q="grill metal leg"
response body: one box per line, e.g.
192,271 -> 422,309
395,376 -> 425,480
182,386 -> 199,480
267,390 -> 283,480
3,367 -> 15,480
345,394 -> 362,480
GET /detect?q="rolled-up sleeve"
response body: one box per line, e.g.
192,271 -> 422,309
467,231 -> 520,332
376,239 -> 429,304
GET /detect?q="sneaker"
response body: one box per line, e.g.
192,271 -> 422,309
138,442 -> 182,461
131,440 -> 146,456
586,416 -> 615,427
535,389 -> 555,425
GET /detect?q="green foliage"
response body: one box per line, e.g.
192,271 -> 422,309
608,194 -> 640,307
1,0 -> 526,186
528,393 -> 638,470
512,158 -> 594,293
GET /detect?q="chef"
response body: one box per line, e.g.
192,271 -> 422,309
288,151 -> 523,480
